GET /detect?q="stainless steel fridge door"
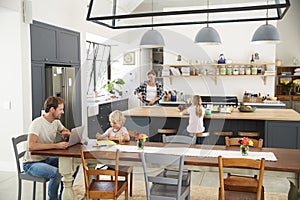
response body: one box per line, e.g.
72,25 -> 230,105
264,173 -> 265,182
45,66 -> 76,129
64,67 -> 76,129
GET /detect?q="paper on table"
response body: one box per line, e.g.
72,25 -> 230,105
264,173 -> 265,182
95,140 -> 116,147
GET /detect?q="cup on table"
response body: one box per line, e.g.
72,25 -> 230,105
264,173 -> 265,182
205,109 -> 212,115
119,135 -> 125,144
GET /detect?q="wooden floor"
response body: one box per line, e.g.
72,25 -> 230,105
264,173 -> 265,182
0,166 -> 294,200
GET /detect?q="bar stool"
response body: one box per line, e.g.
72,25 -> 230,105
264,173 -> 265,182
189,132 -> 210,144
213,132 -> 233,145
157,129 -> 177,142
238,131 -> 260,137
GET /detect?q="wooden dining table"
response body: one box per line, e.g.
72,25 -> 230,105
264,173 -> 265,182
31,140 -> 300,200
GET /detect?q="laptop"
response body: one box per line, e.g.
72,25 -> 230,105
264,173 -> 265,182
68,126 -> 85,147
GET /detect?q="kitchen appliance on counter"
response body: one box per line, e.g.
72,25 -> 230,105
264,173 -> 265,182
201,96 -> 239,108
45,66 -> 77,129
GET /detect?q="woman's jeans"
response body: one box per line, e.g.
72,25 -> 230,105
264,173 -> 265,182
23,157 -> 62,200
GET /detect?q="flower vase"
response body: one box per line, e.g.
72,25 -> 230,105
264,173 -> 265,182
137,139 -> 145,150
240,145 -> 249,156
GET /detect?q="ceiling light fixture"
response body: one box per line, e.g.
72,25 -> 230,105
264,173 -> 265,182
86,0 -> 290,29
194,0 -> 221,45
140,0 -> 165,48
251,0 -> 280,44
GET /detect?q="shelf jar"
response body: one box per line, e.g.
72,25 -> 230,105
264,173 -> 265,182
226,66 -> 232,75
220,66 -> 226,75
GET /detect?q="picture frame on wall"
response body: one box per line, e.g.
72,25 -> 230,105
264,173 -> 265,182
123,52 -> 135,65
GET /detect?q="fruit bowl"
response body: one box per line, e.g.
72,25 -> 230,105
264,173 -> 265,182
238,106 -> 256,112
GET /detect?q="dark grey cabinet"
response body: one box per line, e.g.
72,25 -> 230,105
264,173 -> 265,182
88,99 -> 129,138
266,121 -> 300,149
58,30 -> 80,64
31,23 -> 58,62
31,21 -> 80,64
30,21 -> 81,124
31,63 -> 45,119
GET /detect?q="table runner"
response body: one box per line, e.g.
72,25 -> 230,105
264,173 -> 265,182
101,145 -> 277,161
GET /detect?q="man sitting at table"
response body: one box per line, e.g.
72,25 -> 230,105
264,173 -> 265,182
23,96 -> 71,200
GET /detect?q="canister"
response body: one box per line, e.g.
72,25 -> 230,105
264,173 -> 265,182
220,66 -> 226,75
245,67 -> 251,75
226,66 -> 232,75
251,66 -> 258,75
233,66 -> 239,75
239,66 -> 245,75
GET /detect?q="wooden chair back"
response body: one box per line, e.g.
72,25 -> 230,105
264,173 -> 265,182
225,137 -> 263,148
162,134 -> 196,144
218,156 -> 265,200
81,149 -> 128,200
128,130 -> 137,141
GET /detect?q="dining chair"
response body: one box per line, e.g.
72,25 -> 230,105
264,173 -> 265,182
141,152 -> 191,200
12,134 -> 49,200
218,156 -> 265,200
162,134 -> 196,144
225,136 -> 263,148
81,149 -> 128,200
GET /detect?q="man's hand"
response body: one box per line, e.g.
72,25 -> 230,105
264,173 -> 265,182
61,129 -> 71,140
56,141 -> 69,149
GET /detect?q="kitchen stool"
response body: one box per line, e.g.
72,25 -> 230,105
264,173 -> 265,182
189,132 -> 210,144
213,131 -> 233,145
157,129 -> 177,142
238,131 -> 260,137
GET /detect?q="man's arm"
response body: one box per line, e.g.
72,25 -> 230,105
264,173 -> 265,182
28,134 -> 69,151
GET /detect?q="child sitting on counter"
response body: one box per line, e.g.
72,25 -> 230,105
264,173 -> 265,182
96,110 -> 130,142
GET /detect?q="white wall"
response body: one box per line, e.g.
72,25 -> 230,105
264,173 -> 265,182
0,7 -> 24,171
276,0 -> 300,65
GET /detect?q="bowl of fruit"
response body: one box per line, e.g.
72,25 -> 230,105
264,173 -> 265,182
238,104 -> 256,112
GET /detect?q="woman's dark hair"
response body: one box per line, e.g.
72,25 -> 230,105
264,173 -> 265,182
44,96 -> 64,113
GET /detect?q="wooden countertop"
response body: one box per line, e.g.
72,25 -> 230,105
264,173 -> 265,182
123,106 -> 300,121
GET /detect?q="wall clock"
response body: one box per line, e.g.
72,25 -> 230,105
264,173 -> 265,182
123,52 -> 135,65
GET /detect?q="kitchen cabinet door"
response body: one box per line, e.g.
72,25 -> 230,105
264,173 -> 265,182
58,30 -> 80,64
292,100 -> 300,113
30,22 -> 58,62
31,63 -> 45,119
266,121 -> 300,149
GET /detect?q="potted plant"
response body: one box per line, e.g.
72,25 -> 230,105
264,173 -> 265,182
101,78 -> 125,96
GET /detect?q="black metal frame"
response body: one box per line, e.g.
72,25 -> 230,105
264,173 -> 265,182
86,0 -> 290,29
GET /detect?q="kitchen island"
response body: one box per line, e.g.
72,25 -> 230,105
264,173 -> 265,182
123,106 -> 300,149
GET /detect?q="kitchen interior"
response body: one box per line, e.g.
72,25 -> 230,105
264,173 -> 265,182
1,0 -> 300,199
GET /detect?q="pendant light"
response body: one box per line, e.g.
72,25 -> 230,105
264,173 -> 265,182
194,0 -> 221,45
251,0 -> 280,44
140,0 -> 165,48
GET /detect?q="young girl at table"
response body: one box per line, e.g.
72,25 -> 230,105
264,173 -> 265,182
180,95 -> 205,136
96,110 -> 130,142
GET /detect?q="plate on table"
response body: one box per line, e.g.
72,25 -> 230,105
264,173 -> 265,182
238,106 -> 256,112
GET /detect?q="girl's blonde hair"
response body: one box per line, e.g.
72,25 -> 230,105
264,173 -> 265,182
192,95 -> 203,117
109,110 -> 126,126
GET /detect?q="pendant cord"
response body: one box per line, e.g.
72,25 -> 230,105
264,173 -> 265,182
151,0 -> 154,30
206,0 -> 209,27
266,0 -> 269,25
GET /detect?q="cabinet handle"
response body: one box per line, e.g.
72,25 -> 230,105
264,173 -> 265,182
44,58 -> 49,61
69,60 -> 72,63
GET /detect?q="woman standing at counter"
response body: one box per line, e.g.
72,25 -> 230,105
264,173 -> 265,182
180,95 -> 206,135
134,70 -> 163,106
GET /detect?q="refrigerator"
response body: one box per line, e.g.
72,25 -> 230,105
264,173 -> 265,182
45,66 -> 76,129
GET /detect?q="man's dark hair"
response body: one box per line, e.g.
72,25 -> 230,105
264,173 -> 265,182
44,96 -> 64,113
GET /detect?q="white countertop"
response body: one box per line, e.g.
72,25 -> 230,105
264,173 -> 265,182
87,97 -> 128,117
242,102 -> 286,107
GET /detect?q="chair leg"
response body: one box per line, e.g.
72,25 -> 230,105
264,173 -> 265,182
32,181 -> 36,200
18,179 -> 22,200
130,172 -> 133,197
43,182 -> 47,200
